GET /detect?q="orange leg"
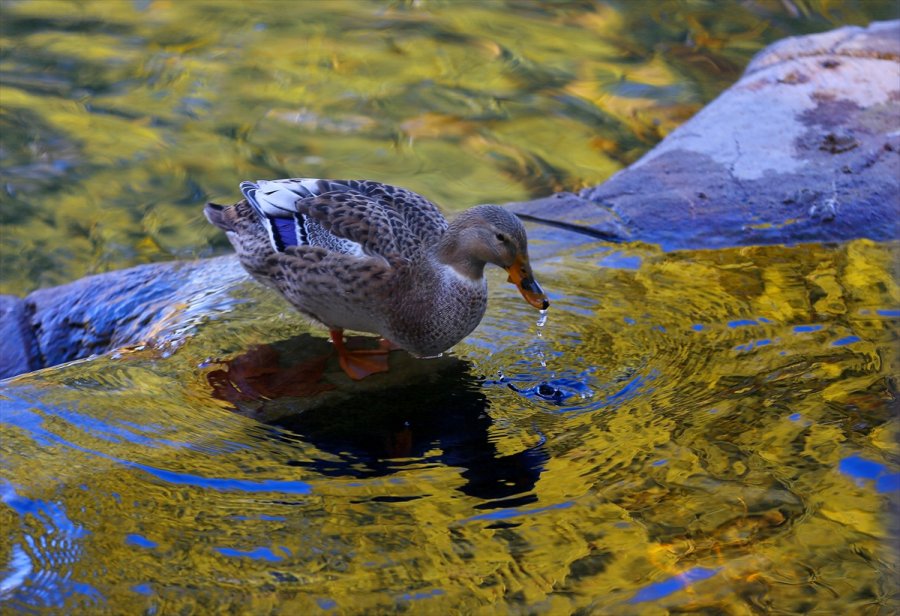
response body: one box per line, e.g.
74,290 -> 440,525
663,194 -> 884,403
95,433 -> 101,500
330,329 -> 391,380
378,338 -> 402,352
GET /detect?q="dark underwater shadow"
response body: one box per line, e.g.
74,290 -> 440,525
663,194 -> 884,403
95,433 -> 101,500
207,335 -> 548,509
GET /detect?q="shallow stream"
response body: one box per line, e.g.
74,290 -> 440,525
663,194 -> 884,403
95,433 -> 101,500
1,2 -> 898,613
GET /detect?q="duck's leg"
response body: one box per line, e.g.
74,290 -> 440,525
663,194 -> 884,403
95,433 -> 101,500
344,336 -> 400,352
330,329 -> 391,380
378,338 -> 402,352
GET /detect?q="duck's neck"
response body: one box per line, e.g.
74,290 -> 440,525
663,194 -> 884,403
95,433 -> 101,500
433,228 -> 486,281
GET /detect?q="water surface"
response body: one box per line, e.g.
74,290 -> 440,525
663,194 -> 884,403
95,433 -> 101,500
2,238 -> 898,613
1,1 -> 898,613
2,0 -> 895,292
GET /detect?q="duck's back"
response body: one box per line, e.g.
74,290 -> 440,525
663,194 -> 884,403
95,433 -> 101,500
240,179 -> 448,259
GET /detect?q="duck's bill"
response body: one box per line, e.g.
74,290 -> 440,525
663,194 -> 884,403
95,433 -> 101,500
506,259 -> 549,310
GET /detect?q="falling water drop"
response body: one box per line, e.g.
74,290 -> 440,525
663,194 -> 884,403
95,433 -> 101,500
536,309 -> 548,337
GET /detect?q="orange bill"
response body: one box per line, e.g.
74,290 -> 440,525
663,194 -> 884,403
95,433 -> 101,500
506,256 -> 549,310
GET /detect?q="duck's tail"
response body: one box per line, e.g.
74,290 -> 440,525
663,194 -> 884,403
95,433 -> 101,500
203,202 -> 234,232
240,178 -> 328,217
203,200 -> 281,289
239,179 -> 334,253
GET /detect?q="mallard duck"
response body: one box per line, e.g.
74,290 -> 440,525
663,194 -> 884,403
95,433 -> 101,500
204,178 -> 548,380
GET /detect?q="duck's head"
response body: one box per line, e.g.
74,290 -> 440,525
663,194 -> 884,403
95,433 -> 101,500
441,205 -> 549,311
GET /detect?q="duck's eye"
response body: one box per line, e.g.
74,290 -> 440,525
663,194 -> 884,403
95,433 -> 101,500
495,233 -> 507,242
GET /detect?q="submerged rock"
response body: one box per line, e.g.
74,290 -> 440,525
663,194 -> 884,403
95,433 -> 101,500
0,257 -> 247,379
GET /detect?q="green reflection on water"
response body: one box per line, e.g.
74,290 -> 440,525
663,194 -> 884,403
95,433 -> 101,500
1,239 -> 897,613
1,0 -> 896,293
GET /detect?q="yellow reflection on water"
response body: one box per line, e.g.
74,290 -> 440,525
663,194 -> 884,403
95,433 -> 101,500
3,0 -> 896,293
1,239 -> 897,613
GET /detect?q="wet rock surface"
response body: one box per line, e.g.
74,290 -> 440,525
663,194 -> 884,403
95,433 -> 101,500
0,256 -> 247,379
509,20 -> 900,250
1,21 -> 897,379
0,295 -> 39,378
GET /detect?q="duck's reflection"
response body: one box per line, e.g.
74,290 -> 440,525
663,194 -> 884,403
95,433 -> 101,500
207,337 -> 547,508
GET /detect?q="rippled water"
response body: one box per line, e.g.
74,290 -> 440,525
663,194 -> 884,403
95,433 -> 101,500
2,237 -> 898,613
2,1 -> 899,614
2,0 -> 895,294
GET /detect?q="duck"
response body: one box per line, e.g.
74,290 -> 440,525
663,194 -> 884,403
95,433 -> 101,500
204,178 -> 548,380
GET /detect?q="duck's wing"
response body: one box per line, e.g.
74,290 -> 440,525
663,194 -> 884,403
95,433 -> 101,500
242,179 -> 413,263
208,198 -> 394,312
240,179 -> 360,255
271,244 -> 394,318
241,179 -> 447,257
344,180 -> 449,245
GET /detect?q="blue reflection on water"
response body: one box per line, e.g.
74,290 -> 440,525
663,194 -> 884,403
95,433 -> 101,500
0,544 -> 31,599
317,597 -> 338,609
629,567 -> 721,603
0,482 -> 102,608
832,335 -> 861,347
126,534 -> 158,549
494,367 -> 656,413
598,253 -> 642,270
793,324 -> 822,333
840,455 -> 883,479
735,338 -> 773,352
0,401 -> 56,446
875,309 -> 900,317
0,392 -> 313,495
506,377 -> 593,406
138,465 -> 312,494
131,583 -> 153,596
728,319 -> 758,328
215,546 -> 286,562
839,455 -> 900,493
606,370 -> 656,404
22,401 -> 247,455
400,588 -> 446,601
876,474 -> 900,493
463,500 -> 573,523
39,407 -> 173,448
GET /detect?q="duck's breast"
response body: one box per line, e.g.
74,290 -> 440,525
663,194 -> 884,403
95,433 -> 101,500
385,265 -> 488,358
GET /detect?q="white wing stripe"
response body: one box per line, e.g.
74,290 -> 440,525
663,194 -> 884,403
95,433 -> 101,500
242,178 -> 342,216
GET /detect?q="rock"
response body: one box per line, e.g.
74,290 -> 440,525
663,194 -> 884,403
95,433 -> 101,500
0,295 -> 39,379
509,20 -> 900,250
504,192 -> 630,244
20,256 -> 248,372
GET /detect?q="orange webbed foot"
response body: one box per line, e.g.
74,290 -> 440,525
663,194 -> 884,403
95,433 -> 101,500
330,330 -> 393,380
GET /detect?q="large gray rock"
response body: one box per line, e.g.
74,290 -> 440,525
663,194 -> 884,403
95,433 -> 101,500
509,20 -> 900,250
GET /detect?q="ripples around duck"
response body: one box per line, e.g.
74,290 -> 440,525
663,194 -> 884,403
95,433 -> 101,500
1,239 -> 898,613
